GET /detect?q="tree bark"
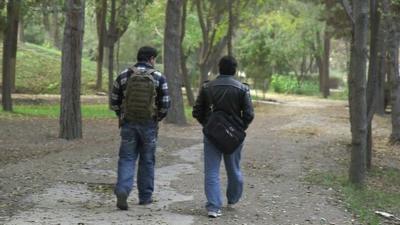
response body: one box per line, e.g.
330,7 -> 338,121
180,0 -> 195,106
164,0 -> 186,125
59,0 -> 85,140
348,0 -> 369,186
2,0 -> 20,111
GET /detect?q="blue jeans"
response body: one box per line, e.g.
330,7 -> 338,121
115,121 -> 158,202
203,137 -> 244,212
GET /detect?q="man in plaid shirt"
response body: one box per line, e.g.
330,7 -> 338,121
111,46 -> 170,210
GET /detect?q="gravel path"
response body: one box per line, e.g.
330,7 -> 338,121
0,96 -> 361,225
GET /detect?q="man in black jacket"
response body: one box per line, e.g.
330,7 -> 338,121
192,56 -> 254,218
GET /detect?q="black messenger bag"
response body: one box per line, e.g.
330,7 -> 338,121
203,110 -> 246,154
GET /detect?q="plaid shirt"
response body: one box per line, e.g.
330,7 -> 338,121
111,62 -> 171,121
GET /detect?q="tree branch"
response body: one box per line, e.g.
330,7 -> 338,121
340,0 -> 355,25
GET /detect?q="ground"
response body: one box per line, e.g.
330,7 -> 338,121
0,94 -> 398,225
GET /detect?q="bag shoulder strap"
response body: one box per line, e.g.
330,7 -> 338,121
129,67 -> 156,77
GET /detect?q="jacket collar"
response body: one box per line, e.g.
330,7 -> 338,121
134,61 -> 154,69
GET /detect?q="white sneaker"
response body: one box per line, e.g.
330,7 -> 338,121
208,210 -> 222,218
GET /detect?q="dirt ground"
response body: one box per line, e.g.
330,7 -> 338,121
0,94 -> 398,225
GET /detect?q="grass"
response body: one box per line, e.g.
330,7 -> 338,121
0,42 -> 108,94
305,167 -> 400,225
0,103 -> 197,122
0,104 -> 115,119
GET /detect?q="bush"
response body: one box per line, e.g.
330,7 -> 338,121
270,75 -> 319,95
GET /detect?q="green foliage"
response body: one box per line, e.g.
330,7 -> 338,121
305,168 -> 400,225
0,104 -> 115,119
0,43 -> 107,94
237,0 -> 324,83
270,75 -> 320,95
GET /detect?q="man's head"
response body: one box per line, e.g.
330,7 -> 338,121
137,46 -> 158,66
219,55 -> 237,75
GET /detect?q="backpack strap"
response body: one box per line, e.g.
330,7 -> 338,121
129,66 -> 156,76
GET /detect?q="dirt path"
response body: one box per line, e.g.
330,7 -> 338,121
0,95 -> 362,224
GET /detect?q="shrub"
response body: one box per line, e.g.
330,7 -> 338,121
270,75 -> 319,95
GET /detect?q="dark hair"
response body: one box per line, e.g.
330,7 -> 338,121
137,46 -> 158,62
218,55 -> 237,75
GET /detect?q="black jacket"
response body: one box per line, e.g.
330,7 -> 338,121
192,75 -> 254,129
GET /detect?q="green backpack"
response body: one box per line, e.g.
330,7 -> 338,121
123,67 -> 157,122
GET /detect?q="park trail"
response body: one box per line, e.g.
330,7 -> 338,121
0,95 -> 361,225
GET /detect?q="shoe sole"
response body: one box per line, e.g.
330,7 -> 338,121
208,211 -> 222,218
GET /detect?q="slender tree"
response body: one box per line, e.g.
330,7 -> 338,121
194,0 -> 228,84
50,1 -> 62,49
95,0 -> 107,91
164,0 -> 186,124
180,0 -> 195,106
106,0 -> 130,97
0,2 -> 6,40
322,30 -> 331,98
59,0 -> 85,140
388,1 -> 400,144
2,0 -> 21,111
376,0 -> 390,115
345,0 -> 369,185
227,0 -> 234,56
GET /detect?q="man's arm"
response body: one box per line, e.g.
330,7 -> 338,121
241,85 -> 254,130
110,76 -> 123,117
156,74 -> 171,121
192,84 -> 209,126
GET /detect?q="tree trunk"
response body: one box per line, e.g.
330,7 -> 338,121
2,0 -> 20,111
376,0 -> 390,115
0,1 -> 6,40
322,31 -> 331,98
195,0 -> 231,85
180,0 -> 195,106
51,6 -> 61,49
18,14 -> 24,43
59,0 -> 85,140
42,2 -> 51,43
95,0 -> 107,91
107,0 -> 116,98
348,0 -> 369,186
106,0 -> 129,99
366,0 -> 381,169
164,0 -> 186,125
388,9 -> 400,144
315,31 -> 324,92
227,0 -> 234,56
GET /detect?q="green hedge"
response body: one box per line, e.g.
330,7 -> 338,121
270,75 -> 320,95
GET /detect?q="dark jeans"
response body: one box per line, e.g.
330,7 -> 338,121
114,121 -> 158,202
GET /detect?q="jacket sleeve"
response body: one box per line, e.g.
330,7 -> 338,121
241,85 -> 254,130
110,75 -> 123,118
156,74 -> 171,121
192,84 -> 210,126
